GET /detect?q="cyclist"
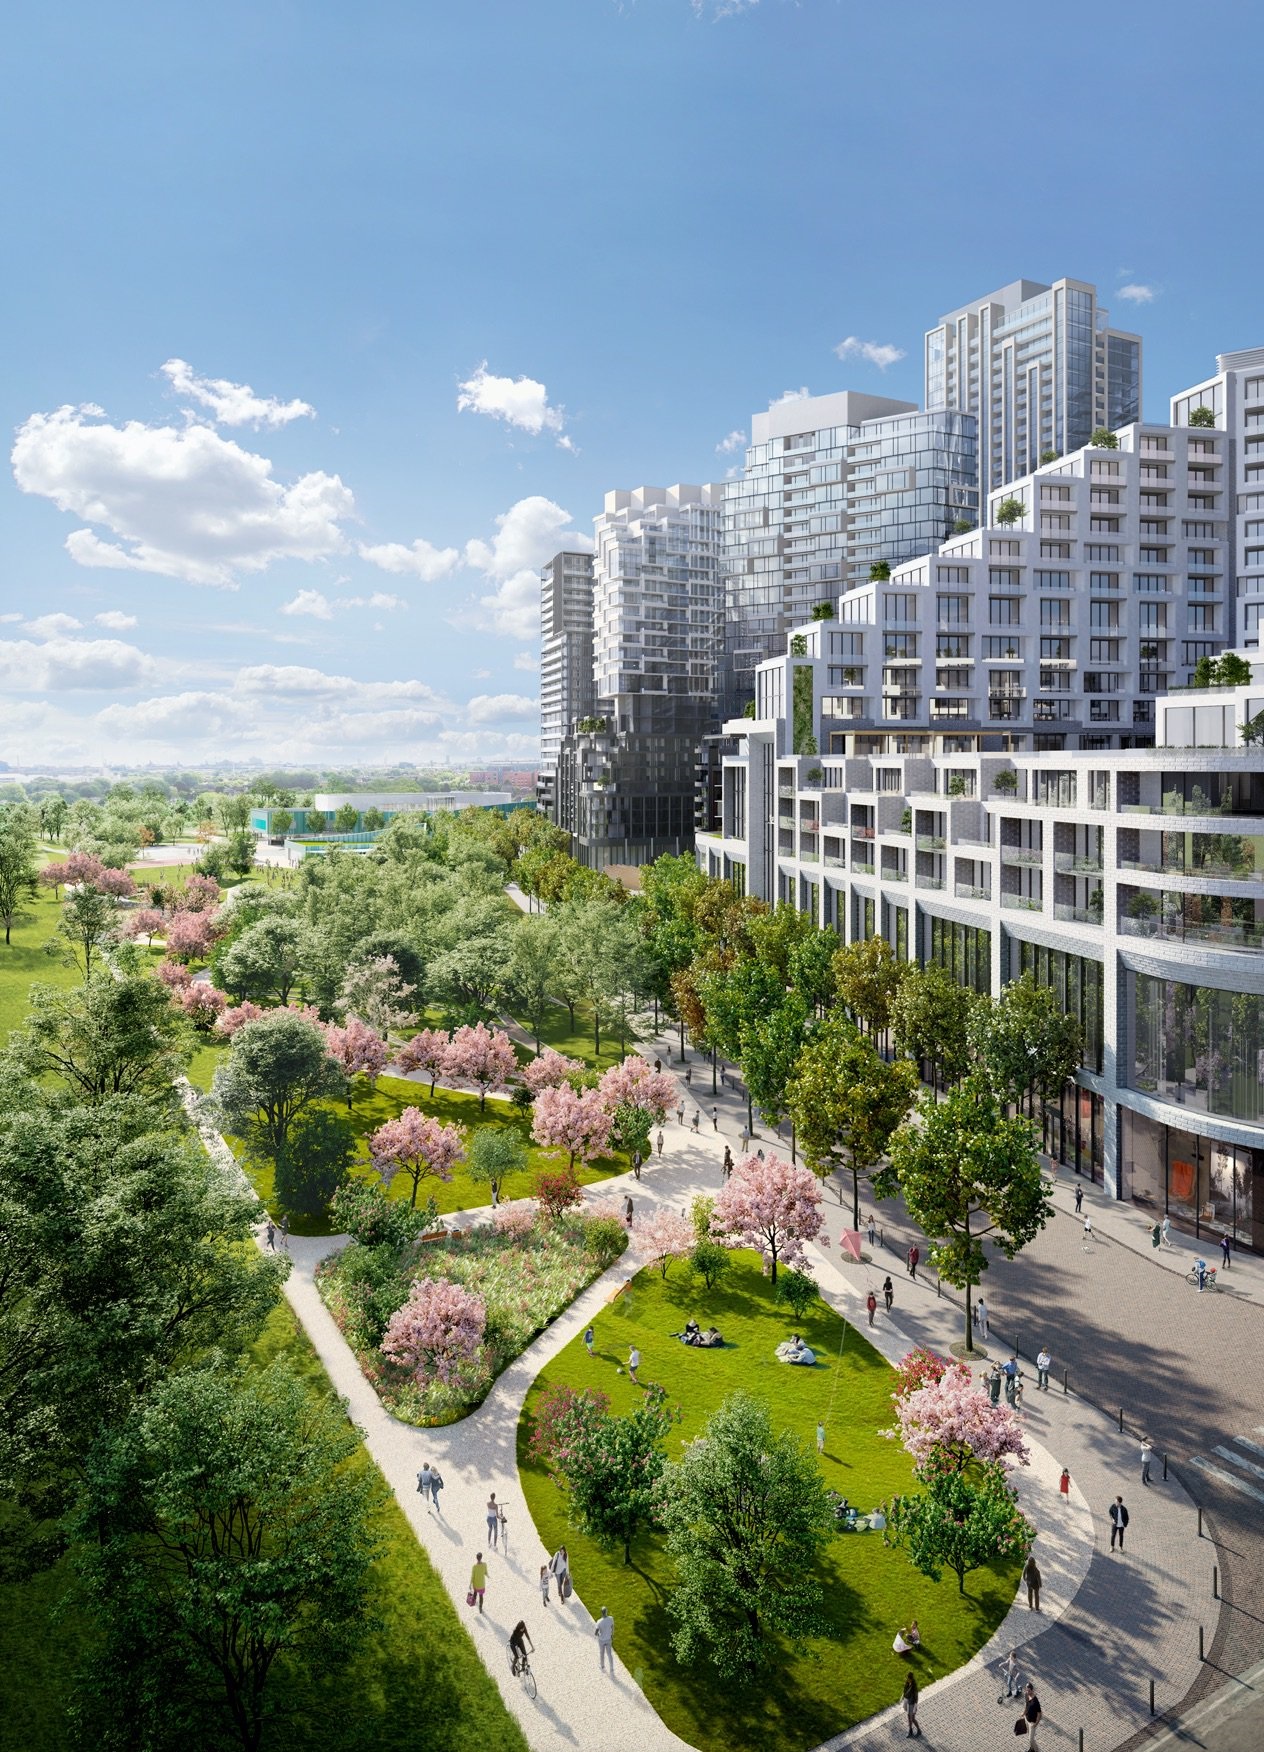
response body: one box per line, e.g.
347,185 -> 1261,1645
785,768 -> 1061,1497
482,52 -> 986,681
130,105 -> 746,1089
1195,1257 -> 1208,1293
509,1620 -> 534,1677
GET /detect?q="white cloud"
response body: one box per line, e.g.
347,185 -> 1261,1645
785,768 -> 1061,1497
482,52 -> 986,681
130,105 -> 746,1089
465,693 -> 538,725
462,495 -> 591,640
367,591 -> 405,611
94,609 -> 138,630
0,635 -> 157,691
833,336 -> 906,370
512,651 -> 538,671
24,612 -> 83,636
97,689 -> 251,739
13,402 -> 354,587
1117,283 -> 1157,304
769,387 -> 811,407
716,429 -> 747,454
457,361 -> 571,446
359,536 -> 460,581
280,589 -> 334,619
160,358 -> 315,428
472,667 -> 492,680
234,664 -> 442,705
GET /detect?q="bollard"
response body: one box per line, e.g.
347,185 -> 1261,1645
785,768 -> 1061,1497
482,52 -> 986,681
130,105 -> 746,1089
1063,1368 -> 1069,1394
1150,1678 -> 1155,1716
1198,1506 -> 1203,1539
1119,1406 -> 1125,1434
1214,1566 -> 1219,1600
1163,1452 -> 1168,1481
1199,1624 -> 1205,1662
1079,1730 -> 1084,1752
937,1276 -> 942,1298
1015,1333 -> 1020,1359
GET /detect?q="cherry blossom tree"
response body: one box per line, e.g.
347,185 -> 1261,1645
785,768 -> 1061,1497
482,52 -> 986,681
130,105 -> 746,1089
179,873 -> 221,912
165,909 -> 217,964
324,1017 -> 388,1106
597,1056 -> 677,1123
634,1208 -> 696,1279
883,1361 -> 1030,1479
368,1108 -> 466,1208
892,1347 -> 953,1401
522,1047 -> 585,1095
216,999 -> 267,1037
59,852 -> 135,898
178,982 -> 228,1030
444,1021 -> 517,1111
395,1026 -> 450,1095
123,907 -> 165,946
381,1277 -> 486,1388
531,1082 -> 613,1172
155,958 -> 193,991
340,954 -> 416,1037
710,1152 -> 827,1284
39,860 -> 70,898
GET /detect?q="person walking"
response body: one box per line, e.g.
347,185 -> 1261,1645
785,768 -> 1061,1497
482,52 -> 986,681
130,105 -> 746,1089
279,1214 -> 290,1251
866,1290 -> 878,1328
867,1214 -> 877,1247
1150,1220 -> 1161,1249
1161,1213 -> 1172,1247
584,1324 -> 595,1358
976,1296 -> 989,1338
1141,1436 -> 1153,1486
595,1606 -> 615,1674
740,1128 -> 750,1154
692,1109 -> 701,1132
655,1129 -> 664,1158
624,1195 -> 634,1227
676,1103 -> 685,1126
1221,1232 -> 1232,1270
816,1420 -> 826,1456
469,1554 -> 488,1613
264,1218 -> 276,1250
1109,1494 -> 1130,1551
1023,1682 -> 1043,1749
1074,1183 -> 1083,1216
907,1244 -> 920,1280
627,1345 -> 640,1385
685,1066 -> 693,1088
430,1464 -> 444,1515
417,1462 -> 434,1510
1036,1345 -> 1052,1391
539,1563 -> 551,1607
486,1492 -> 500,1550
712,1105 -> 719,1131
901,1670 -> 921,1738
1083,1212 -> 1094,1245
1023,1553 -> 1042,1611
632,1149 -> 642,1181
997,1649 -> 1023,1701
883,1275 -> 894,1312
722,1146 -> 733,1180
1059,1466 -> 1071,1507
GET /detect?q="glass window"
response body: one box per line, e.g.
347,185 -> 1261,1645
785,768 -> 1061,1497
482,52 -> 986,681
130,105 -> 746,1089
1132,974 -> 1264,1123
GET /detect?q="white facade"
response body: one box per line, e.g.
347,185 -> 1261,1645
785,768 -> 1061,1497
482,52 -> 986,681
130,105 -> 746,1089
538,549 -> 595,812
310,791 -> 511,813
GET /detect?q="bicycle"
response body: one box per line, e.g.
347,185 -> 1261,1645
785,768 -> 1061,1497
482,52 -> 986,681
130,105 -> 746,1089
507,1645 -> 537,1700
1185,1265 -> 1220,1291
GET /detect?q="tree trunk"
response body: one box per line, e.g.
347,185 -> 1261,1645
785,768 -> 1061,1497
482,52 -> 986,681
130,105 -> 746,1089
962,1213 -> 975,1352
747,1090 -> 754,1134
851,1161 -> 861,1232
711,1045 -> 717,1095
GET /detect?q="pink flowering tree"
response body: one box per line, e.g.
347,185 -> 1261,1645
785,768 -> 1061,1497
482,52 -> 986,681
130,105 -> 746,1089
324,1016 -> 388,1107
444,1021 -> 517,1111
710,1152 -> 827,1284
369,1108 -> 466,1208
395,1026 -> 450,1095
155,958 -> 193,991
165,908 -> 217,964
381,1277 -> 487,1389
883,1362 -> 1030,1480
178,982 -> 227,1030
180,873 -> 221,912
523,1047 -> 585,1095
89,863 -> 136,899
633,1208 -> 696,1280
597,1056 -> 677,1123
216,999 -> 266,1037
532,1082 -> 613,1173
892,1347 -> 954,1402
123,907 -> 165,946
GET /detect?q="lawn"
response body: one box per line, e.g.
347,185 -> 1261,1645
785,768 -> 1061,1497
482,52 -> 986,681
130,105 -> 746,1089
519,1253 -> 1021,1752
0,888 -> 80,1046
504,995 -> 632,1073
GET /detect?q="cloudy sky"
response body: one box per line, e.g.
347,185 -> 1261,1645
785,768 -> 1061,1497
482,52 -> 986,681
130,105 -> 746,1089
1,0 -> 1260,767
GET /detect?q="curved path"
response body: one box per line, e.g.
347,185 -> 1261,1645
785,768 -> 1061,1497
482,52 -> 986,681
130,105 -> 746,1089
191,1074 -> 1206,1752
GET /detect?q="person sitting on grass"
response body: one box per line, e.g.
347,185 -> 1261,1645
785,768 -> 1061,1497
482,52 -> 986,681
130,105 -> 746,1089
777,1332 -> 816,1365
700,1326 -> 724,1347
893,1625 -> 915,1656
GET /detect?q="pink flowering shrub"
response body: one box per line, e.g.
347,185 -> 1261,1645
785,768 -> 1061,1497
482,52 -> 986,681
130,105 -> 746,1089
395,1026 -> 450,1094
584,1195 -> 627,1225
445,1022 -> 517,1110
883,1361 -> 1031,1479
532,1083 -> 613,1172
633,1208 -> 696,1279
381,1277 -> 487,1390
179,873 -> 220,912
710,1152 -> 827,1284
156,958 -> 193,991
123,907 -> 165,944
165,909 -> 216,963
535,1169 -> 585,1219
216,999 -> 266,1036
526,1381 -> 610,1467
892,1346 -> 954,1401
492,1203 -> 537,1239
522,1048 -> 585,1094
369,1108 -> 465,1208
178,982 -> 227,1029
596,1056 -> 677,1123
324,1016 -> 388,1098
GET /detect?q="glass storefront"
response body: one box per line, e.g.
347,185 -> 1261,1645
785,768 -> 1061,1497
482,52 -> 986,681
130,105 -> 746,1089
1041,1084 -> 1104,1186
1132,974 -> 1264,1123
1122,1106 -> 1264,1253
928,916 -> 992,994
1017,941 -> 1104,1073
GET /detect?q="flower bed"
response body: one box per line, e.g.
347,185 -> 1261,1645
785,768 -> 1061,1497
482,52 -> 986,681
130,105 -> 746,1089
317,1207 -> 627,1425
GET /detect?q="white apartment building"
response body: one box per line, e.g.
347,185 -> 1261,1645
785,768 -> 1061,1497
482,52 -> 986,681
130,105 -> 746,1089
697,647 -> 1264,1254
536,549 -> 595,827
925,278 -> 1142,497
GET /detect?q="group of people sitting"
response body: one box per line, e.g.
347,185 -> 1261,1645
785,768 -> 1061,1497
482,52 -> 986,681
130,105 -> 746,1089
893,1619 -> 921,1656
669,1319 -> 724,1348
775,1333 -> 817,1366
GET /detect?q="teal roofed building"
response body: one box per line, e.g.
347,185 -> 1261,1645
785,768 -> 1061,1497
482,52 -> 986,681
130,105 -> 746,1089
250,790 -> 514,840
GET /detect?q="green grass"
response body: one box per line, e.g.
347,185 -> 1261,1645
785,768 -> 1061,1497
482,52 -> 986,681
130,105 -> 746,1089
506,996 -> 629,1074
519,1254 -> 1020,1752
0,888 -> 80,1046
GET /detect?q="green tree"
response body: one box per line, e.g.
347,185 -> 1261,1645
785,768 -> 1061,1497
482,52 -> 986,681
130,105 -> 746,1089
465,1124 -> 529,1204
1215,652 -> 1253,687
429,931 -> 510,1018
216,794 -> 252,832
1188,405 -> 1216,428
831,934 -> 903,1039
40,795 -> 68,842
548,1382 -> 679,1564
868,560 -> 891,581
775,1268 -> 818,1321
0,804 -> 39,945
507,911 -> 561,1049
334,804 -> 362,833
361,806 -> 386,831
968,972 -> 1081,1112
53,883 -> 119,980
215,915 -> 306,1005
994,495 -> 1026,526
71,1358 -> 383,1752
6,974 -> 190,1104
741,991 -> 811,1142
1088,427 -> 1119,449
787,1018 -> 918,1223
887,1461 -> 1035,1595
661,1391 -> 836,1677
874,1076 -> 1050,1349
211,1012 -> 346,1160
688,1236 -> 732,1292
269,807 -> 293,837
697,958 -> 785,1134
273,1108 -> 357,1217
889,962 -> 980,1090
225,827 -> 257,877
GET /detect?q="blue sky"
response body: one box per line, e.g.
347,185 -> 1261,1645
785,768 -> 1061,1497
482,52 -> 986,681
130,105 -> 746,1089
1,0 -> 1259,769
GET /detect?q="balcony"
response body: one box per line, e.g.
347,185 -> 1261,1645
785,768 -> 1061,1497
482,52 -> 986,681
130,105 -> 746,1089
1001,846 -> 1043,867
1001,893 -> 1044,912
917,874 -> 945,890
955,882 -> 990,900
916,834 -> 946,852
1054,903 -> 1102,926
799,835 -> 820,861
1119,917 -> 1264,954
882,867 -> 908,883
852,854 -> 875,875
824,854 -> 845,869
852,825 -> 876,840
1054,852 -> 1103,875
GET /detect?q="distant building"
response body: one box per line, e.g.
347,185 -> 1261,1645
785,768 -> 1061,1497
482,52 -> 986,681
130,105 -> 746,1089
536,549 -> 596,823
250,790 -> 513,838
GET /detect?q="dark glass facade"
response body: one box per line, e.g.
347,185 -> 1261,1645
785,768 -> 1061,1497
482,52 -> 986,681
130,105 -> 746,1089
928,917 -> 992,993
1122,1107 -> 1264,1253
1132,974 -> 1264,1124
1017,941 -> 1104,1073
1041,1084 -> 1105,1186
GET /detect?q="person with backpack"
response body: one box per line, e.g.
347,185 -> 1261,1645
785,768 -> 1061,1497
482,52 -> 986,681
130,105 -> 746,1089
901,1670 -> 920,1738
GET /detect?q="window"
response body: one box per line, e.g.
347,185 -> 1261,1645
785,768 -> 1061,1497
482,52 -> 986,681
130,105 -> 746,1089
1041,541 -> 1072,558
937,634 -> 969,657
1040,600 -> 1071,626
1089,601 -> 1119,628
938,595 -> 969,624
1188,604 -> 1218,632
928,917 -> 991,995
1090,571 -> 1120,592
1090,638 -> 1120,662
989,598 -> 1021,626
1040,636 -> 1071,659
1034,570 -> 1071,589
884,632 -> 918,657
884,594 -> 918,623
1086,545 -> 1119,561
1020,942 -> 1103,1072
937,565 -> 970,583
1139,603 -> 1167,630
1133,975 -> 1264,1122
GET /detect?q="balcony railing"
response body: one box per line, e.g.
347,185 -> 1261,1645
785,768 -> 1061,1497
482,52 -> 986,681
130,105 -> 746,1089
916,833 -> 946,851
882,867 -> 908,883
852,825 -> 876,840
1001,893 -> 1043,912
1001,846 -> 1043,867
955,882 -> 990,900
852,855 -> 875,874
1054,903 -> 1102,926
1119,916 -> 1264,953
1054,853 -> 1104,874
824,854 -> 846,868
917,874 -> 945,890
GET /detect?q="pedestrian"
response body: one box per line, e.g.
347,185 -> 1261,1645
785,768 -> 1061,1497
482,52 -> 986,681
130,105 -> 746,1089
677,1103 -> 685,1125
866,1290 -> 877,1327
867,1214 -> 877,1247
756,1147 -> 765,1161
584,1325 -> 595,1358
692,1109 -> 701,1132
1023,1554 -> 1042,1611
1109,1494 -> 1129,1551
655,1129 -> 664,1158
1083,1213 -> 1093,1244
685,1066 -> 693,1087
430,1465 -> 444,1515
628,1344 -> 640,1385
907,1244 -> 919,1280
1141,1436 -> 1152,1486
540,1563 -> 551,1607
279,1214 -> 290,1250
720,1066 -> 727,1089
883,1275 -> 894,1312
654,1058 -> 662,1073
550,1544 -> 570,1600
987,1363 -> 1002,1406
816,1420 -> 826,1455
1151,1220 -> 1161,1249
976,1296 -> 989,1338
486,1492 -> 500,1549
1074,1183 -> 1083,1215
632,1149 -> 642,1181
1003,1356 -> 1020,1406
491,1182 -> 499,1208
1059,1466 -> 1071,1507
417,1462 -> 433,1508
722,1146 -> 733,1180
1161,1214 -> 1172,1247
1036,1345 -> 1051,1391
1221,1232 -> 1232,1270
469,1553 -> 488,1613
624,1195 -> 633,1227
1023,1682 -> 1043,1749
265,1218 -> 275,1251
740,1129 -> 750,1154
901,1670 -> 921,1738
1195,1255 -> 1208,1291
998,1648 -> 1023,1701
595,1606 -> 615,1674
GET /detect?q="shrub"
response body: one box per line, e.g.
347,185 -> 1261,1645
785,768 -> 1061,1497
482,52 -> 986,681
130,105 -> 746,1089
492,1203 -> 536,1239
775,1268 -> 819,1321
526,1381 -> 610,1466
535,1169 -> 585,1218
688,1238 -> 732,1292
328,1180 -> 439,1249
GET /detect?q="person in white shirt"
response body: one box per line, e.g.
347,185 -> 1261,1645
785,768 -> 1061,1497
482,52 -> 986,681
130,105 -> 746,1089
595,1606 -> 615,1673
1141,1436 -> 1153,1486
1036,1346 -> 1052,1391
628,1346 -> 640,1384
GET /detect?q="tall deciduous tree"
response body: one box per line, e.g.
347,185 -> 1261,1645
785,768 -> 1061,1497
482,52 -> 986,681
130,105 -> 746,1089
890,962 -> 980,1091
968,972 -> 1082,1113
444,1021 -> 517,1111
273,1109 -> 357,1217
886,1461 -> 1035,1595
53,884 -> 120,980
394,1025 -> 449,1094
831,935 -> 904,1040
214,916 -> 306,1004
0,805 -> 39,946
465,1124 -> 529,1205
368,1108 -> 465,1208
339,953 -> 416,1036
874,1077 -> 1050,1349
507,912 -> 562,1050
211,1012 -> 346,1160
531,1083 -> 612,1172
6,974 -> 190,1105
661,1391 -> 836,1676
546,1382 -> 680,1564
882,1359 -> 1030,1477
787,1019 -> 918,1224
710,1152 -> 826,1284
